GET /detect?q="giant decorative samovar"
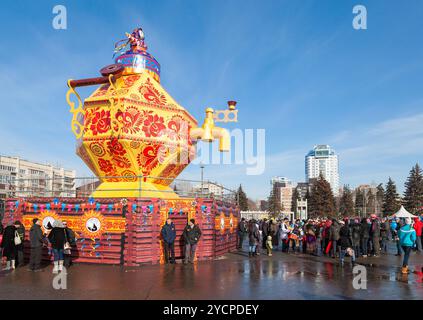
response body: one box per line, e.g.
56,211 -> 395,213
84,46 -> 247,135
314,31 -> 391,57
66,27 -> 235,198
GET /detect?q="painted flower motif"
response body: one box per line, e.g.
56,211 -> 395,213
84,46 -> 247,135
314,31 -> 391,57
121,170 -> 137,182
98,158 -> 115,174
88,109 -> 111,135
89,142 -> 106,157
136,143 -> 168,175
122,75 -> 140,88
115,106 -> 144,134
139,78 -> 167,105
107,138 -> 126,156
167,116 -> 189,141
112,156 -> 131,169
142,113 -> 166,137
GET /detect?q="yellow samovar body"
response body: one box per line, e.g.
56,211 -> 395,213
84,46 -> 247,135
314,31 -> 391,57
67,27 -> 231,198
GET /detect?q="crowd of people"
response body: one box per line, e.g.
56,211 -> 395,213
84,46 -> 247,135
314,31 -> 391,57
237,213 -> 422,273
0,218 -> 76,273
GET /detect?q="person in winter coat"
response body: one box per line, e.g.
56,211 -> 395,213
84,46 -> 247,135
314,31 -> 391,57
63,221 -> 76,268
394,218 -> 404,256
339,221 -> 356,266
322,220 -> 332,256
29,218 -> 44,271
270,219 -> 279,247
398,217 -> 417,274
351,219 -> 361,257
48,220 -> 67,273
279,218 -> 291,252
329,219 -> 340,258
182,219 -> 202,264
413,217 -> 422,253
161,218 -> 177,264
237,218 -> 248,249
380,218 -> 389,254
15,221 -> 25,267
369,214 -> 381,257
1,222 -> 19,270
359,218 -> 370,257
248,220 -> 260,257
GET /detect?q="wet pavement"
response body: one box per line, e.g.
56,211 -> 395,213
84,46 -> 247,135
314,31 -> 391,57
0,243 -> 422,300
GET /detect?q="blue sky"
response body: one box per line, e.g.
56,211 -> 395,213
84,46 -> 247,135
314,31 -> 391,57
1,0 -> 422,200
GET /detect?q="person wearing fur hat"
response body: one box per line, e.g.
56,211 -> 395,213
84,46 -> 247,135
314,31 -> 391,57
398,217 -> 417,274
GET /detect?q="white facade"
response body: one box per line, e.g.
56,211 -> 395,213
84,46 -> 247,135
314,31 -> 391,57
0,155 -> 76,198
192,182 -> 224,197
305,145 -> 339,196
296,199 -> 308,220
240,211 -> 269,220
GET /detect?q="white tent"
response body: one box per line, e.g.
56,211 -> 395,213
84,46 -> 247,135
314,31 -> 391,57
393,205 -> 417,218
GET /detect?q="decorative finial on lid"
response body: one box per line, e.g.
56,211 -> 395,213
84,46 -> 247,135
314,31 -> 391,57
113,26 -> 161,82
113,27 -> 148,57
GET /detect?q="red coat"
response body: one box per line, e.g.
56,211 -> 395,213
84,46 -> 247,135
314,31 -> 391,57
414,218 -> 423,236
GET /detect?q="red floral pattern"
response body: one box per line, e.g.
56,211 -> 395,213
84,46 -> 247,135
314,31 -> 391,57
167,116 -> 189,141
122,75 -> 140,88
139,78 -> 167,105
98,158 -> 115,174
85,108 -> 111,135
115,106 -> 144,134
107,138 -> 126,156
137,143 -> 167,176
142,113 -> 166,137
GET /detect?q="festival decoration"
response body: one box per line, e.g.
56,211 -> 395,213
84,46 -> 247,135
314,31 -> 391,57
66,25 -> 236,198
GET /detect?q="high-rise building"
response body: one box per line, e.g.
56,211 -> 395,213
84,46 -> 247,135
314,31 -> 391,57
270,176 -> 293,215
305,145 -> 340,196
0,155 -> 76,198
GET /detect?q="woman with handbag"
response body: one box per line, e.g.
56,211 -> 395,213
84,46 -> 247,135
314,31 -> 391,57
0,222 -> 20,270
48,220 -> 67,273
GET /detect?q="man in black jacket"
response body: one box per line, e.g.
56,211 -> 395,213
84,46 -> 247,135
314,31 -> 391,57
63,221 -> 76,268
161,218 -> 176,264
182,218 -> 202,264
369,214 -> 381,257
29,218 -> 44,271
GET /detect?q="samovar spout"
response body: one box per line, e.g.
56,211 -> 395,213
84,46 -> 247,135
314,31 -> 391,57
190,107 -> 230,152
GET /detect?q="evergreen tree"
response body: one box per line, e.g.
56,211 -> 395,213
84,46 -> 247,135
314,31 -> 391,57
339,185 -> 355,217
308,174 -> 336,217
267,185 -> 282,218
383,177 -> 400,216
403,163 -> 423,214
354,188 -> 365,217
376,183 -> 384,216
236,185 -> 249,211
